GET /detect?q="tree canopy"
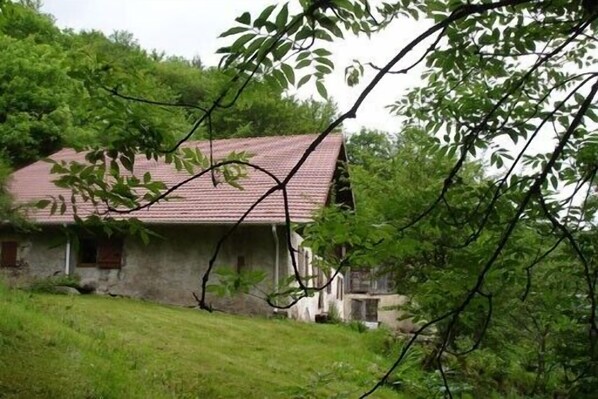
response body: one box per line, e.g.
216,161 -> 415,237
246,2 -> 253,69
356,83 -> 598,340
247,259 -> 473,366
0,2 -> 337,168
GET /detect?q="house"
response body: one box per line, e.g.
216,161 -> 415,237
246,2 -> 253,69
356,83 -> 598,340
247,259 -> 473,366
1,134 -> 354,322
345,267 -> 413,331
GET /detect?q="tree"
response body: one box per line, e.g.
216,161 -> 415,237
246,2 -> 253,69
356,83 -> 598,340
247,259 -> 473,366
305,126 -> 597,397
14,0 -> 598,397
0,2 -> 337,168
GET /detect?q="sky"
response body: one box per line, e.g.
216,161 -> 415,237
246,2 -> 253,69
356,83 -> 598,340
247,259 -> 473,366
37,1 -> 590,204
41,0 -> 430,134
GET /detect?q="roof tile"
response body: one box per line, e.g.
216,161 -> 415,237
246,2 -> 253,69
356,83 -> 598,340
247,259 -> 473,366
9,134 -> 344,225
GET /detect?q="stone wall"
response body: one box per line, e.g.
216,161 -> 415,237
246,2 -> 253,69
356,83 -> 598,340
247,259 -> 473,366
0,227 -> 67,279
1,225 -> 284,314
0,224 -> 342,321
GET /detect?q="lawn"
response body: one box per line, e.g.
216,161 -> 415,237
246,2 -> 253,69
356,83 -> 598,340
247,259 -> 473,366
0,284 -> 403,399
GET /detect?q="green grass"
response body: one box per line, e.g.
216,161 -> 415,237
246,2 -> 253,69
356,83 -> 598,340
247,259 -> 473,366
0,283 -> 403,399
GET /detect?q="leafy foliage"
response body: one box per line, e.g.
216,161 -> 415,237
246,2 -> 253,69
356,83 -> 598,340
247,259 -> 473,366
3,0 -> 598,397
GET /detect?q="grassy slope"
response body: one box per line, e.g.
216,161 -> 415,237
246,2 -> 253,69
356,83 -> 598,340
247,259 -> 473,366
0,285 -> 402,399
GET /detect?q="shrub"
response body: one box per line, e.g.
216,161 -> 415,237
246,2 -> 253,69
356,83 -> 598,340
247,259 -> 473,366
326,301 -> 342,324
347,320 -> 368,333
27,274 -> 81,293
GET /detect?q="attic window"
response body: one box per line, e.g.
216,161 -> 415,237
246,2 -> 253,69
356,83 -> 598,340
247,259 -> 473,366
1,241 -> 18,268
78,237 -> 123,269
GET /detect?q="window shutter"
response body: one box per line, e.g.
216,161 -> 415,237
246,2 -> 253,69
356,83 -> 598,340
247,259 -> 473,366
316,267 -> 324,287
297,248 -> 305,277
1,241 -> 18,268
305,252 -> 311,286
97,238 -> 123,269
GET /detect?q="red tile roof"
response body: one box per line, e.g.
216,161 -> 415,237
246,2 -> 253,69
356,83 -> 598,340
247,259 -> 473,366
9,134 -> 345,225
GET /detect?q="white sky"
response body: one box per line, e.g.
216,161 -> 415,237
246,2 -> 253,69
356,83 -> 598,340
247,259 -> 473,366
38,1 -> 591,205
41,0 -> 429,134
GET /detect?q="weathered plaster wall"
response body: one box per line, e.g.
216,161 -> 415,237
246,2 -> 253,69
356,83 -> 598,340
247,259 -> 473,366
286,231 -> 345,322
2,225 -> 337,320
1,225 -> 348,321
82,224 -> 285,315
0,227 -> 68,279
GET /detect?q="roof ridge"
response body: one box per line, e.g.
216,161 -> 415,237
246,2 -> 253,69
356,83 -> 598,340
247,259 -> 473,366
182,133 -> 341,146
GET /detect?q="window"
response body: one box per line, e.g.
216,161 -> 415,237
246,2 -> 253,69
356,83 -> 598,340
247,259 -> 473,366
316,267 -> 325,288
78,237 -> 123,269
326,272 -> 332,294
79,239 -> 98,265
336,277 -> 343,300
350,299 -> 379,322
348,268 -> 395,294
371,273 -> 394,293
365,299 -> 378,322
349,269 -> 370,293
1,241 -> 18,268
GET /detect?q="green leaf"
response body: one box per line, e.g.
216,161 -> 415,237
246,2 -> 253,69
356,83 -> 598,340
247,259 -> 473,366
297,74 -> 311,88
219,26 -> 247,38
35,199 -> 52,209
231,33 -> 256,50
316,80 -> 328,99
235,12 -> 251,25
550,175 -> 558,190
275,3 -> 289,28
296,59 -> 311,69
245,36 -> 267,58
120,155 -> 134,172
273,41 -> 292,61
281,63 -> 295,85
254,4 -> 276,27
313,48 -> 332,57
273,69 -> 288,89
315,57 -> 334,69
315,64 -> 332,75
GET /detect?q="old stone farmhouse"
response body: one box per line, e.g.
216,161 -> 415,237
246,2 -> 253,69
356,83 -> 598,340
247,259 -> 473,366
1,134 -> 405,327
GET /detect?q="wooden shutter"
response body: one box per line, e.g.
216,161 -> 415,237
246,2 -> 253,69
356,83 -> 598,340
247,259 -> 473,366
305,252 -> 311,286
316,267 -> 324,287
97,238 -> 123,269
1,241 -> 18,268
297,248 -> 305,277
336,278 -> 343,300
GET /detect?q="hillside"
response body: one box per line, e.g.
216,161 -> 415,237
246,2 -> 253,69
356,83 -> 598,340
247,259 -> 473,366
0,284 -> 402,399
